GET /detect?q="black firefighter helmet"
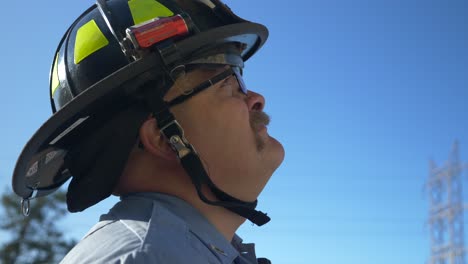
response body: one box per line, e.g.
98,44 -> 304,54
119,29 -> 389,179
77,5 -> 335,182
12,0 -> 270,225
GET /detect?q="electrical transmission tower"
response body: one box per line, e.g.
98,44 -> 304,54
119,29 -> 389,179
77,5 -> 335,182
427,141 -> 466,264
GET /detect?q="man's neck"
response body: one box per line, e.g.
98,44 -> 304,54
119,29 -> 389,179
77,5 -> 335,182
119,160 -> 248,242
176,185 -> 247,242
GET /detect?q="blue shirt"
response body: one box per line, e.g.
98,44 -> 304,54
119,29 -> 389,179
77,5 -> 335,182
60,192 -> 266,264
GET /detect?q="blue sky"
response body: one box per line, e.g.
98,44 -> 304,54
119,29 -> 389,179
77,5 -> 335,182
1,1 -> 467,263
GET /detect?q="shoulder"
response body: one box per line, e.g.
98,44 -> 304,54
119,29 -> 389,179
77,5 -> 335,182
59,218 -> 144,264
60,197 -> 223,264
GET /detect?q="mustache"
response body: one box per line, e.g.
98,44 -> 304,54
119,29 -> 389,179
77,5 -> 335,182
250,111 -> 270,131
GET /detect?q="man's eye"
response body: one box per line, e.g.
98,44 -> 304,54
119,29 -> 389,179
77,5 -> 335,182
220,76 -> 234,88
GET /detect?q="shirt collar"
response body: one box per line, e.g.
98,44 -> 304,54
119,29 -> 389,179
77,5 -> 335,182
123,192 -> 242,263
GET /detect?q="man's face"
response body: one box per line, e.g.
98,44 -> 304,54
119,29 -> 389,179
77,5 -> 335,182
166,65 -> 285,201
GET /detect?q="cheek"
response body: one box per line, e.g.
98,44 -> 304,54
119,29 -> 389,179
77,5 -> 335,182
213,99 -> 251,139
186,99 -> 253,158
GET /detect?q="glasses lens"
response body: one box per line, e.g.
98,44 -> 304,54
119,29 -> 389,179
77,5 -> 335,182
232,67 -> 247,94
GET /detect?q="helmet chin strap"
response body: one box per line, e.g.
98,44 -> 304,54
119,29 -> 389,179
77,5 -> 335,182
144,84 -> 270,226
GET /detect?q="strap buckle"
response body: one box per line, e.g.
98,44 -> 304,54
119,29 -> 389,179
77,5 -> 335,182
160,120 -> 192,158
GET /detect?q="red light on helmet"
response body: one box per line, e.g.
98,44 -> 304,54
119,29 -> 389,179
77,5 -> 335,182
125,14 -> 191,50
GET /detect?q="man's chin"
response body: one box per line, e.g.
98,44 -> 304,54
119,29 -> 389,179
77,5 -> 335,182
264,135 -> 285,169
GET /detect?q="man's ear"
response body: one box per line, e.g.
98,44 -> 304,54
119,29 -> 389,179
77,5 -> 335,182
139,117 -> 177,161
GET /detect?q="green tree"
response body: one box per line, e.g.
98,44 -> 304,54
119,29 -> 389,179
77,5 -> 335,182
0,188 -> 76,264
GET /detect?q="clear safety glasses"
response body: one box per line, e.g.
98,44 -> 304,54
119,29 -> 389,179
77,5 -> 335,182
167,66 -> 247,107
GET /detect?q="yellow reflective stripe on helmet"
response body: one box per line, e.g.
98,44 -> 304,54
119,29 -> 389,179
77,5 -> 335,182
51,54 -> 60,96
74,19 -> 109,64
128,0 -> 174,25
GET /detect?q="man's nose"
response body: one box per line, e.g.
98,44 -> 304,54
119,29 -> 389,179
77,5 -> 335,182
246,91 -> 265,112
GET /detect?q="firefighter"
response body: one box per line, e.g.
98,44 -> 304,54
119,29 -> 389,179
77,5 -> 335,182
12,0 -> 284,263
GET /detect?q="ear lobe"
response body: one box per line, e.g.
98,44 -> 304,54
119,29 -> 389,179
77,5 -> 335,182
139,118 -> 177,161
